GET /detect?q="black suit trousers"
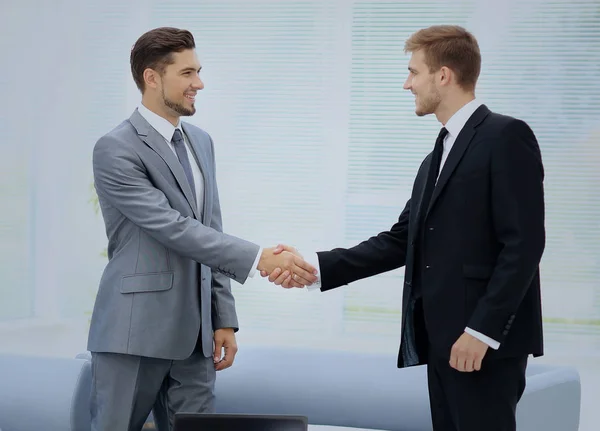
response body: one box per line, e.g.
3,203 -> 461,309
427,348 -> 527,431
413,299 -> 528,431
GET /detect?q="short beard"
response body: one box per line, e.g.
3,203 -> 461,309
415,82 -> 441,117
162,86 -> 195,117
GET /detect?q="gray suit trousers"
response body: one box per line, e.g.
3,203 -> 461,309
90,352 -> 216,431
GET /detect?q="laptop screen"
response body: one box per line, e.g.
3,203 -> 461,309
173,413 -> 308,431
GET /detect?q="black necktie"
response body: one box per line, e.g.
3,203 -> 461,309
171,129 -> 196,202
419,127 -> 448,218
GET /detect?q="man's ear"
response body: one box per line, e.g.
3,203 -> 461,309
143,68 -> 160,90
438,66 -> 452,87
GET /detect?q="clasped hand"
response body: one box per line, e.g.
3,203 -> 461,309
449,332 -> 489,372
257,244 -> 317,288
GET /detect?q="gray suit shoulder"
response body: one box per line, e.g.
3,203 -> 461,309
94,120 -> 136,150
92,120 -> 142,171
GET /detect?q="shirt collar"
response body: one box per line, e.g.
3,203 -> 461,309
137,103 -> 182,143
444,98 -> 483,139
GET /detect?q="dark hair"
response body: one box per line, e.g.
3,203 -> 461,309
130,27 -> 196,92
404,25 -> 481,91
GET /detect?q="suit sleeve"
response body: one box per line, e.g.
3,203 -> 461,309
206,135 -> 240,332
317,199 -> 411,291
93,135 -> 260,285
467,119 -> 545,342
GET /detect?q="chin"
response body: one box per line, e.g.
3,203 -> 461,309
415,105 -> 433,117
179,106 -> 195,117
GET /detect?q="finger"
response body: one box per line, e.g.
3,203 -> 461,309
293,256 -> 318,276
287,274 -> 302,288
292,267 -> 317,285
260,270 -> 268,277
213,340 -> 223,363
289,277 -> 304,288
273,270 -> 290,286
215,355 -> 231,371
474,356 -> 483,371
464,357 -> 474,372
216,345 -> 237,371
290,273 -> 309,288
268,268 -> 283,283
449,349 -> 458,370
277,244 -> 299,254
282,275 -> 293,288
273,244 -> 285,254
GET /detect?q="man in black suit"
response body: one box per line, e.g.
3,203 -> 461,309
264,25 -> 545,431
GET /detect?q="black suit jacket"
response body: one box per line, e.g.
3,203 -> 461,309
317,105 -> 545,367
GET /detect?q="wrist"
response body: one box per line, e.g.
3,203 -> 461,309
257,247 -> 271,271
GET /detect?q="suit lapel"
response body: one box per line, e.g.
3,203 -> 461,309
412,154 -> 434,235
182,123 -> 209,224
426,104 -> 490,217
128,109 -> 201,219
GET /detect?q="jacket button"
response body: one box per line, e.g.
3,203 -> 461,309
502,330 -> 509,335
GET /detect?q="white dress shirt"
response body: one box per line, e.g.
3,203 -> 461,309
305,98 -> 500,349
137,104 -> 261,278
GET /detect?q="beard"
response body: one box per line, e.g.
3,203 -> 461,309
162,87 -> 195,117
415,84 -> 441,117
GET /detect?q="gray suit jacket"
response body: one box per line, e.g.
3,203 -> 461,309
88,109 -> 259,360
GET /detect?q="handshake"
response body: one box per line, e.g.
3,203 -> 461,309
256,245 -> 318,288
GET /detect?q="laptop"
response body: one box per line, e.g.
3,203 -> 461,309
173,413 -> 309,431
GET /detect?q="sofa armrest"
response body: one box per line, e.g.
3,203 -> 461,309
0,355 -> 92,431
516,364 -> 581,431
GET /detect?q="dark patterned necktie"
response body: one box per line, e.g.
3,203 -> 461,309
419,127 -> 448,217
171,129 -> 196,202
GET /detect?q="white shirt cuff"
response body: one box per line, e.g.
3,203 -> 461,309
247,247 -> 262,278
465,327 -> 500,350
303,252 -> 322,291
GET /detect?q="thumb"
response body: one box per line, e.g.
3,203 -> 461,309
213,338 -> 223,362
274,244 -> 298,254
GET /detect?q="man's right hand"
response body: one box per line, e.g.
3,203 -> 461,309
257,245 -> 317,288
259,244 -> 310,288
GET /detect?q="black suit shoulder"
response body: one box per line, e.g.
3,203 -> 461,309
479,112 -> 542,167
481,111 -> 533,135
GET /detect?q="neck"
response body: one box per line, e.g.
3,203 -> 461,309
141,94 -> 180,127
435,91 -> 475,125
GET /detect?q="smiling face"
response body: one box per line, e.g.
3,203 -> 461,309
403,49 -> 442,117
142,48 -> 204,124
159,49 -> 204,118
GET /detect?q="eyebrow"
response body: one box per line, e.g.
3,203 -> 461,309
180,66 -> 202,73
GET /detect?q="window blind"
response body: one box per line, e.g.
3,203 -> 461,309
141,0 -> 600,349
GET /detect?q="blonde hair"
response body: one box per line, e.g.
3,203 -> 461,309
404,25 -> 481,91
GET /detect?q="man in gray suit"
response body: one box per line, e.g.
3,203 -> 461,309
88,27 -> 317,431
